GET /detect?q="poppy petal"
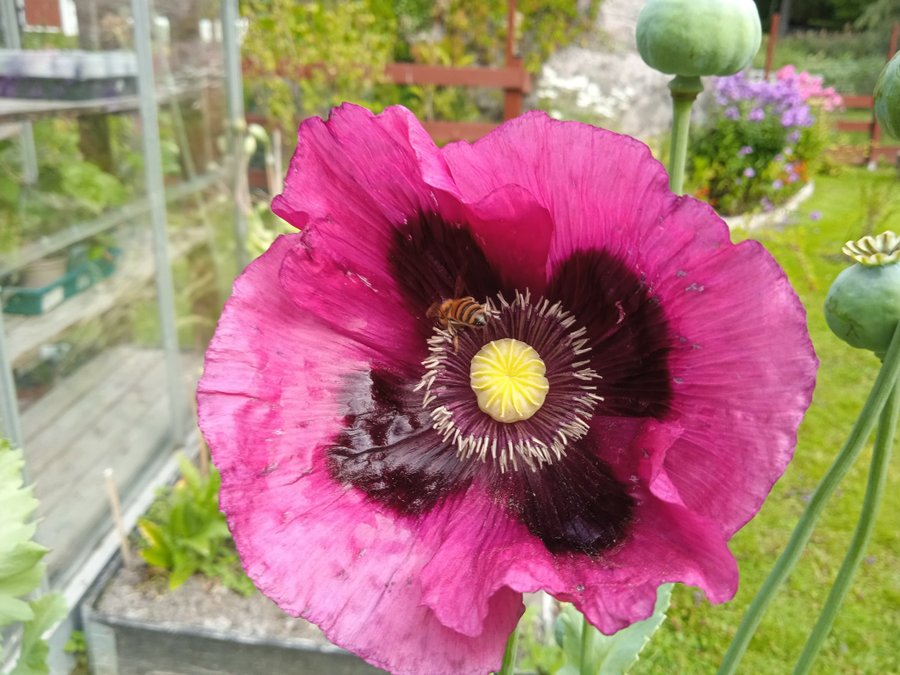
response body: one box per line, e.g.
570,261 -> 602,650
198,235 -> 364,481
645,199 -> 817,534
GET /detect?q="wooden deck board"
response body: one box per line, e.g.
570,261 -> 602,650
43,395 -> 170,576
32,350 -> 168,513
19,344 -> 200,578
22,347 -> 155,476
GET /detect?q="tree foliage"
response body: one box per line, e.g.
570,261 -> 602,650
242,0 -> 601,127
755,0 -> 875,30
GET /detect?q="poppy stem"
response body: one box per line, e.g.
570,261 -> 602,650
717,321 -> 900,675
579,613 -> 595,675
792,380 -> 899,675
667,75 -> 703,195
497,624 -> 519,675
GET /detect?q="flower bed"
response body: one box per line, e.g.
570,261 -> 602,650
690,66 -> 841,216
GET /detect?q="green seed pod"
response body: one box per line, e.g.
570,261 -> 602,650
874,52 -> 900,139
825,232 -> 900,357
636,0 -> 762,77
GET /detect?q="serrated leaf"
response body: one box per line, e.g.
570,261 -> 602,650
11,593 -> 67,675
0,542 -> 48,579
0,443 -> 61,675
555,584 -> 673,675
594,584 -> 673,674
0,564 -> 46,597
0,594 -> 35,626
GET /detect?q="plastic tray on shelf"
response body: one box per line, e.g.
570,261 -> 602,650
0,49 -> 137,101
3,248 -> 121,316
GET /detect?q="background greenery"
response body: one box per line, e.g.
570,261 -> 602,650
240,0 -> 600,128
752,29 -> 896,94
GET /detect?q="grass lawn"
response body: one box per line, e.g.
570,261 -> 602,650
631,166 -> 900,674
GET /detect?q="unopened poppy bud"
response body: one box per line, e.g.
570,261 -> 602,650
825,232 -> 900,358
636,0 -> 761,77
874,52 -> 900,139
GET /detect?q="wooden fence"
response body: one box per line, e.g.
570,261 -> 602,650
242,0 -> 529,146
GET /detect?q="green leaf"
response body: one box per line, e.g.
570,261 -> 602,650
138,519 -> 170,553
0,594 -> 35,627
170,502 -> 189,537
168,563 -> 197,590
556,584 -> 673,675
12,593 -> 67,675
594,584 -> 673,674
0,557 -> 45,598
0,542 -> 48,579
139,547 -> 171,570
182,535 -> 211,557
177,454 -> 202,492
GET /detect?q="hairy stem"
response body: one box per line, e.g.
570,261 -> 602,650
667,75 -> 703,194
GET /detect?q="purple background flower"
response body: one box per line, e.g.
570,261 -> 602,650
713,70 -> 821,130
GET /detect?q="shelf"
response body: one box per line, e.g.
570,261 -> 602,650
5,225 -> 210,364
21,344 -> 202,577
0,94 -> 147,122
0,75 -> 223,125
0,168 -> 226,277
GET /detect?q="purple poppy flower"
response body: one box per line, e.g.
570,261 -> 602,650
773,179 -> 784,190
739,145 -> 753,156
744,167 -> 756,178
748,107 -> 765,121
197,105 -> 817,675
724,106 -> 740,120
810,211 -> 822,221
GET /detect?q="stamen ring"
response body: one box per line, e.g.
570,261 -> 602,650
416,291 -> 603,472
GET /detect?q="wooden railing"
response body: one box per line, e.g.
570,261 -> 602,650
243,0 -> 528,144
833,23 -> 899,163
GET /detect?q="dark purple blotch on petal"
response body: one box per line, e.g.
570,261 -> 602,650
546,250 -> 673,418
329,370 -> 634,555
388,212 -> 505,335
496,439 -> 634,556
328,369 -> 475,514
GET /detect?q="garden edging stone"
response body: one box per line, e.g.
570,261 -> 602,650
723,181 -> 815,231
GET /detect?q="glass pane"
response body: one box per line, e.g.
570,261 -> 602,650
6,220 -> 171,584
0,0 -> 239,589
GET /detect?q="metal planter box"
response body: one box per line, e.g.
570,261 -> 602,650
81,561 -> 385,675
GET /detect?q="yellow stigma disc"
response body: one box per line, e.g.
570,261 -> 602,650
470,338 -> 549,423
